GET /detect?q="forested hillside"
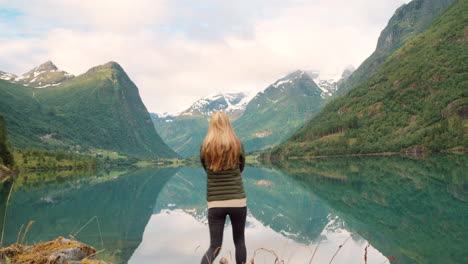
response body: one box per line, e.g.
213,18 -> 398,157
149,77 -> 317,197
271,0 -> 467,158
0,115 -> 14,167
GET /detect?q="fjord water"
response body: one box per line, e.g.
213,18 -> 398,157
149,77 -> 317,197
1,154 -> 466,264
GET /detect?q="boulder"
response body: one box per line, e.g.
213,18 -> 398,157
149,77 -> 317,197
0,237 -> 108,264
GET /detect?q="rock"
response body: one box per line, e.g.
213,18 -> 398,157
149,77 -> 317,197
400,145 -> 427,154
219,257 -> 229,264
46,246 -> 89,264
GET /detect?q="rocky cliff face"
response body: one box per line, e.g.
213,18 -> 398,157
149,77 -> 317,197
335,0 -> 455,97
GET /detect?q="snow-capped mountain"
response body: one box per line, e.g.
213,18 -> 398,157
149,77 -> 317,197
313,77 -> 340,97
151,68 -> 354,156
152,69 -> 334,156
12,61 -> 74,88
234,69 -> 325,152
164,92 -> 252,120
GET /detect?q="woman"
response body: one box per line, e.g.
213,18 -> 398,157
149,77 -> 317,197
200,111 -> 247,264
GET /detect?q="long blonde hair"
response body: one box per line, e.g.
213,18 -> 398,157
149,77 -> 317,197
201,111 -> 241,172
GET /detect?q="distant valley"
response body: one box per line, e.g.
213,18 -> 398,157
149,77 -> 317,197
152,69 -> 351,157
0,0 -> 464,164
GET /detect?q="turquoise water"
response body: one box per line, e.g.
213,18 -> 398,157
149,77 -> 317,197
1,153 -> 467,264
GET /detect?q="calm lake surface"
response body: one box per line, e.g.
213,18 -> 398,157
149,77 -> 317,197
1,153 -> 467,264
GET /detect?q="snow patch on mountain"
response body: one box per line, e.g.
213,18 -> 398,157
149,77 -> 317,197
36,83 -> 61,89
6,61 -> 75,87
271,70 -> 305,89
313,77 -> 341,96
225,92 -> 255,113
309,66 -> 355,97
0,71 -> 17,81
154,92 -> 252,120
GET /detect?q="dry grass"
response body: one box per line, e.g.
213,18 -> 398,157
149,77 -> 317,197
0,233 -> 111,264
1,236 -> 95,264
0,236 -> 112,263
1,183 -> 14,247
211,231 -> 396,264
81,260 -> 112,264
1,205 -> 109,264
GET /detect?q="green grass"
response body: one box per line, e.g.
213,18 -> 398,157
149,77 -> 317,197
245,155 -> 258,163
12,148 -> 97,171
89,147 -> 127,159
136,158 -> 185,168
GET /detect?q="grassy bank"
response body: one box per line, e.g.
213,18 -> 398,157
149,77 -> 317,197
11,148 -> 97,171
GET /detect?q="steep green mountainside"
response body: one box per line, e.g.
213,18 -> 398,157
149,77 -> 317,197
272,0 -> 467,158
335,0 -> 455,97
34,62 -> 177,158
0,115 -> 14,166
153,116 -> 207,157
0,80 -> 56,149
0,62 -> 177,158
234,70 -> 326,152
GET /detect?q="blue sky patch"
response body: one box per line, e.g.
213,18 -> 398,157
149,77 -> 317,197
0,8 -> 23,22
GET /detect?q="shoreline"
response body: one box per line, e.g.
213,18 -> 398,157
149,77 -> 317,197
0,166 -> 97,182
280,148 -> 467,160
21,166 -> 97,172
288,152 -> 399,159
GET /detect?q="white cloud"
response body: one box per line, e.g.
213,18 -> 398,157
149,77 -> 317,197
0,0 -> 411,113
1,0 -> 168,31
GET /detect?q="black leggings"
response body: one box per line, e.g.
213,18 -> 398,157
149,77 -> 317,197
201,207 -> 247,264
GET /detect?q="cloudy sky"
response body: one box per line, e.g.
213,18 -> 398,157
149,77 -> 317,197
0,0 -> 410,114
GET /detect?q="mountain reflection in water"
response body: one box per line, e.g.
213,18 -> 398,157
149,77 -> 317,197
1,153 -> 466,264
131,167 -> 386,263
272,153 -> 468,264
